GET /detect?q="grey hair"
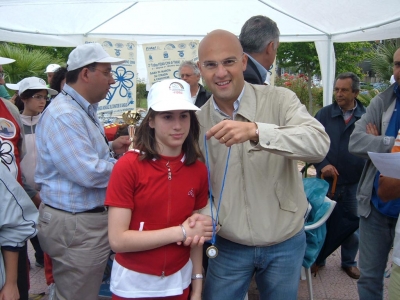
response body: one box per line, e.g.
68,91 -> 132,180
178,60 -> 200,76
239,15 -> 280,54
335,72 -> 360,92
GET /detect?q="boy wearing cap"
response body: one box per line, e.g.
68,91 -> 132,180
35,43 -> 131,300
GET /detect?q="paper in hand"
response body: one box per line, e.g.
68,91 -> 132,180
368,151 -> 400,179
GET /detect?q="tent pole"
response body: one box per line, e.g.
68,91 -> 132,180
325,35 -> 334,107
84,2 -> 139,36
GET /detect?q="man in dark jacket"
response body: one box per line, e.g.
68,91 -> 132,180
239,15 -> 280,85
178,60 -> 211,108
314,72 -> 366,279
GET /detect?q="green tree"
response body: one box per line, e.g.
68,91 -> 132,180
277,41 -> 372,112
334,42 -> 372,76
277,42 -> 319,113
370,39 -> 400,82
0,43 -> 64,86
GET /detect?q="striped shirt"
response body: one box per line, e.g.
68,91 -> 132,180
35,84 -> 116,213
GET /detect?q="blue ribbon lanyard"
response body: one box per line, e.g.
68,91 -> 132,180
204,134 -> 231,245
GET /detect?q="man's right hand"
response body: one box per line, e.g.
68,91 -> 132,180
321,164 -> 339,178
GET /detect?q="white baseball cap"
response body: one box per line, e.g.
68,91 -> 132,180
147,79 -> 199,112
5,80 -> 21,91
67,43 -> 125,71
17,77 -> 58,95
44,64 -> 61,73
0,57 -> 15,65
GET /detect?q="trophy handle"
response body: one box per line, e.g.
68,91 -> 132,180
128,125 -> 136,150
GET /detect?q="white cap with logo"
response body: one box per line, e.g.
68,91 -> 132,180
67,43 -> 125,71
16,77 -> 58,95
45,64 -> 61,73
147,79 -> 200,112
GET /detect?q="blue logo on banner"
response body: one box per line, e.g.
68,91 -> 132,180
126,43 -> 135,50
173,70 -> 180,79
103,41 -> 113,48
189,42 -> 197,49
106,66 -> 135,105
165,43 -> 176,50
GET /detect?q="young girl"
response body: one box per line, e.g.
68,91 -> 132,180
105,79 -> 211,300
15,77 -> 58,192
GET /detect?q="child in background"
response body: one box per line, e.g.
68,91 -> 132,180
105,79 -> 211,300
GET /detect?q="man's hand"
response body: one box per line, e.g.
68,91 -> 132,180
206,120 -> 258,147
112,136 -> 131,154
0,282 -> 19,300
177,213 -> 215,247
321,164 -> 339,178
366,123 -> 379,136
31,192 -> 42,208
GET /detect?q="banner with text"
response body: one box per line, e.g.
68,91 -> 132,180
84,38 -> 137,121
143,40 -> 199,87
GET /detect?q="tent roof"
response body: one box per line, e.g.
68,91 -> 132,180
1,0 -> 400,46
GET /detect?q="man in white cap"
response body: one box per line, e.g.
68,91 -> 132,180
35,43 -> 131,300
44,63 -> 61,85
0,57 -> 14,99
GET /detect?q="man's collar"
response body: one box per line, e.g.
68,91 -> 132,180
245,53 -> 267,83
63,83 -> 97,112
212,86 -> 245,119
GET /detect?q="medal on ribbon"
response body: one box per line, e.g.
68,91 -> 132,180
204,135 -> 231,258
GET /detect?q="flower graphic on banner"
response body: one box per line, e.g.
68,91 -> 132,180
106,66 -> 135,104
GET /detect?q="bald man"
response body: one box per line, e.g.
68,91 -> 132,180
196,30 -> 330,299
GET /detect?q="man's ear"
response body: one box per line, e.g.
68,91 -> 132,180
265,41 -> 274,55
80,67 -> 91,83
242,53 -> 248,71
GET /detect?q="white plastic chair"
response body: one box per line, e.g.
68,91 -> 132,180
301,196 -> 336,300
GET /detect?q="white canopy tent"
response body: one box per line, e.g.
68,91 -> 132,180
1,0 -> 400,105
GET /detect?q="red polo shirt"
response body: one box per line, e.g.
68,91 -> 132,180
105,150 -> 208,276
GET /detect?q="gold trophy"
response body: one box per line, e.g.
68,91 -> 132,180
122,110 -> 141,150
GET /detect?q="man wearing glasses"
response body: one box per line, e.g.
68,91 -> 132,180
239,15 -> 279,85
0,59 -> 12,99
178,60 -> 211,108
196,30 -> 330,299
35,43 -> 131,300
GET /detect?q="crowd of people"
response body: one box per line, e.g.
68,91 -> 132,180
0,14 -> 400,300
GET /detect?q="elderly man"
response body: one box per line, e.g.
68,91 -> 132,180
239,15 -> 279,85
313,72 -> 366,279
178,60 -> 211,107
196,29 -> 329,299
35,43 -> 131,300
349,47 -> 400,300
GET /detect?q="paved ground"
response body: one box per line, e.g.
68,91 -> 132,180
28,165 -> 391,299
28,242 -> 392,300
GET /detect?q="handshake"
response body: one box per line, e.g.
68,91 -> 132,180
177,213 -> 219,247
